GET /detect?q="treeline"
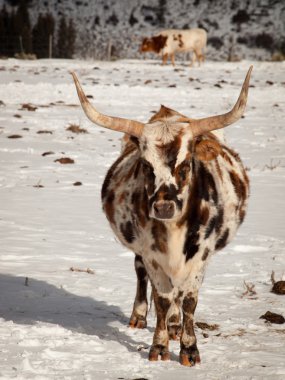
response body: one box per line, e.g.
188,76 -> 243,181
0,0 -> 76,58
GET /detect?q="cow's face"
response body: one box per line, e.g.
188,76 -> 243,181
140,37 -> 154,52
138,106 -> 222,222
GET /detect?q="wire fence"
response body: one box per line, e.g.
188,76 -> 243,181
0,35 -> 130,60
0,35 -> 54,58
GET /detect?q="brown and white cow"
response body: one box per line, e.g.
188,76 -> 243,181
140,28 -> 207,66
71,66 -> 252,366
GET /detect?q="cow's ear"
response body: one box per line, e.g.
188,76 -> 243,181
194,139 -> 222,161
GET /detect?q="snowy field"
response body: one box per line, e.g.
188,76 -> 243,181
0,58 -> 284,380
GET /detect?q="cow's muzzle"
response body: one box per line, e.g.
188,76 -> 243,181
153,201 -> 175,220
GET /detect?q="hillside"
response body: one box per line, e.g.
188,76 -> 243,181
1,0 -> 285,61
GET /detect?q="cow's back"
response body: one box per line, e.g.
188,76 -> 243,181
159,28 -> 207,54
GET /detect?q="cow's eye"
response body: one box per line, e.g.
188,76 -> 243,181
168,159 -> 176,170
141,159 -> 153,175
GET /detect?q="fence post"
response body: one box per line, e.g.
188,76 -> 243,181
107,39 -> 112,61
49,35 -> 52,58
19,35 -> 24,54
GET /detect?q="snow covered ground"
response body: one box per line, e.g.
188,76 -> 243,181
0,58 -> 284,380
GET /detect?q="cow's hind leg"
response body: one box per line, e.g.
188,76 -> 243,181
149,286 -> 172,361
196,48 -> 204,66
179,291 -> 201,366
129,255 -> 148,329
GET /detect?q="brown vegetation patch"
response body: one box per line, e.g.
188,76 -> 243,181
240,281 -> 257,299
260,311 -> 285,324
21,103 -> 37,111
42,151 -> 54,157
223,328 -> 246,338
73,181 -> 82,186
272,281 -> 285,295
66,124 -> 88,134
8,134 -> 22,138
37,130 -> 53,134
196,322 -> 219,331
70,267 -> 94,274
271,271 -> 285,295
54,157 -> 75,164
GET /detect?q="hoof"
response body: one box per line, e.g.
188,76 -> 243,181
149,345 -> 170,362
129,315 -> 147,329
179,346 -> 201,367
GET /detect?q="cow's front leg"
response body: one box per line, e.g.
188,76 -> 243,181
129,255 -> 148,329
189,51 -> 197,67
162,53 -> 168,65
167,297 -> 181,340
149,286 -> 172,361
180,291 -> 200,366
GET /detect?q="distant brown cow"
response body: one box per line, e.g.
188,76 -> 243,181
140,28 -> 207,67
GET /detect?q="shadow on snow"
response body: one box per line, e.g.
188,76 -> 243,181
0,273 -> 149,357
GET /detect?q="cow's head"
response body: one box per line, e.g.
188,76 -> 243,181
140,35 -> 168,54
137,106 -> 224,221
71,67 -> 252,222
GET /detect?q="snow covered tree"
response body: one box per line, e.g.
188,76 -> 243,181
56,16 -> 76,58
33,13 -> 55,58
66,18 -> 76,58
56,15 -> 68,58
15,0 -> 32,54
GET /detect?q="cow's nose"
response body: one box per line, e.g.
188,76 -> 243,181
153,201 -> 175,220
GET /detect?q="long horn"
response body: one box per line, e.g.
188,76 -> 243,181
189,66 -> 253,137
70,72 -> 144,138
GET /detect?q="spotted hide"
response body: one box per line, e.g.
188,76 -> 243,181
71,67 -> 252,367
140,28 -> 207,67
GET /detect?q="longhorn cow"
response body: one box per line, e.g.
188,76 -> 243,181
71,66 -> 252,366
140,28 -> 207,66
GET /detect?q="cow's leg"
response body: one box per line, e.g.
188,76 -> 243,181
171,53 -> 175,66
196,48 -> 203,66
167,296 -> 181,340
162,53 -> 168,65
149,286 -> 172,361
190,51 -> 197,67
200,47 -> 206,64
179,291 -> 200,366
129,255 -> 148,329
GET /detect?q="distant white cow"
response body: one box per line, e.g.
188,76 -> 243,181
140,28 -> 207,67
